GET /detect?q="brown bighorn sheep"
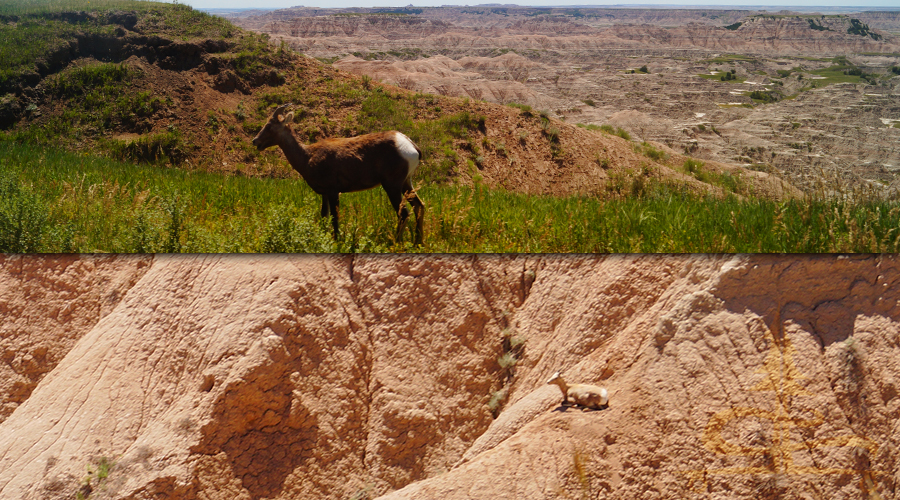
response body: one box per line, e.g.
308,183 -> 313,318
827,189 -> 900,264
547,371 -> 608,410
252,103 -> 425,245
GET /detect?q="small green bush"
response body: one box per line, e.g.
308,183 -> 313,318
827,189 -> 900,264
259,204 -> 336,252
0,172 -> 46,252
639,142 -> 667,161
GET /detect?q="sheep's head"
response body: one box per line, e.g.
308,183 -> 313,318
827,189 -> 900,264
547,371 -> 561,384
252,103 -> 295,151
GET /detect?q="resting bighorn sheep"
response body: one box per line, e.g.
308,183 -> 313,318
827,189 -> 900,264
252,103 -> 426,245
547,371 -> 608,410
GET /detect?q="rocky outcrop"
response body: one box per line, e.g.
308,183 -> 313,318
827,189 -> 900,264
608,16 -> 898,55
0,255 -> 152,423
0,255 -> 897,500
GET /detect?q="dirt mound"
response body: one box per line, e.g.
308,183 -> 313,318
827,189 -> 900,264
0,255 -> 898,500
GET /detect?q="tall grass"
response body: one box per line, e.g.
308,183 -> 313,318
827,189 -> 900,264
0,0 -> 162,16
2,143 -> 900,253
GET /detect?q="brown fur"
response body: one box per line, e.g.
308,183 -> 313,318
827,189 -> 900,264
252,104 -> 425,244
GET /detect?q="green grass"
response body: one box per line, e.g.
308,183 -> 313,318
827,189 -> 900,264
0,0 -> 155,15
637,142 -> 667,162
0,1 -> 236,92
3,143 -> 900,253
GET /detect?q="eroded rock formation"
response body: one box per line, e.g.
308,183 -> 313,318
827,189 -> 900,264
0,254 -> 897,499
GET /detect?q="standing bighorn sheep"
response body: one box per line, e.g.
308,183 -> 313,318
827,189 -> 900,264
252,103 -> 426,245
547,371 -> 608,410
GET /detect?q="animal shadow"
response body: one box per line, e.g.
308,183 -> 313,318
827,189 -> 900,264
552,403 -> 609,413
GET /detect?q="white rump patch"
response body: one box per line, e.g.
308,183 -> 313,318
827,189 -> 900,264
394,132 -> 420,179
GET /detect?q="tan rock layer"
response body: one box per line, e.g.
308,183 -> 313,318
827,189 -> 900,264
0,255 -> 897,500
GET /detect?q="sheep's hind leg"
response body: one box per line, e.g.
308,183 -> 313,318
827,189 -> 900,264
385,186 -> 411,243
406,190 -> 425,246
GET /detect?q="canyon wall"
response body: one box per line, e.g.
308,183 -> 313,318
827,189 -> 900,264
0,254 -> 897,499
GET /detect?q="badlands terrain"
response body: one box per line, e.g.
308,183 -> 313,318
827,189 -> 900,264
0,254 -> 898,499
228,7 -> 900,193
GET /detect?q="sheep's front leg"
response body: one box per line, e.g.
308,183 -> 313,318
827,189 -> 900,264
327,193 -> 340,239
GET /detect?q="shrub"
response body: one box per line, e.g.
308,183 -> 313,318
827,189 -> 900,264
749,90 -> 781,104
259,204 -> 336,252
0,172 -> 46,252
639,142 -> 667,161
615,127 -> 631,141
105,128 -> 189,164
507,102 -> 533,117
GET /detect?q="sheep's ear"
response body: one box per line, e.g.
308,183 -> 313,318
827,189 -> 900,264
284,111 -> 294,123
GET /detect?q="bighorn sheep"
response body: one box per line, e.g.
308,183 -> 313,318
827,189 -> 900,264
547,371 -> 608,410
252,103 -> 425,245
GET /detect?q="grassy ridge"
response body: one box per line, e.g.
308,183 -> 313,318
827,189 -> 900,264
3,143 -> 899,253
0,1 -> 234,91
0,0 -> 158,16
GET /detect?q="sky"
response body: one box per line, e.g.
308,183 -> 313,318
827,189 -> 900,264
183,0 -> 900,9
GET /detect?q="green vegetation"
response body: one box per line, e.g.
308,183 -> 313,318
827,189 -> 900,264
698,71 -> 746,84
748,89 -> 783,104
0,1 -> 234,91
637,142 -> 667,162
808,60 -> 870,86
4,143 -> 900,253
3,0 -> 899,254
807,18 -> 832,31
506,102 -> 534,117
776,69 -> 796,78
597,125 -> 631,141
724,22 -> 742,30
680,159 -> 746,195
847,18 -> 882,40
76,456 -> 114,500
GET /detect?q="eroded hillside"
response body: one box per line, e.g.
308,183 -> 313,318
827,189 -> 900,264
229,7 -> 900,194
0,2 -> 794,200
0,254 -> 897,499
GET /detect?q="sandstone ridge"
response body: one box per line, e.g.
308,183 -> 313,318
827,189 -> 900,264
0,254 -> 898,499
